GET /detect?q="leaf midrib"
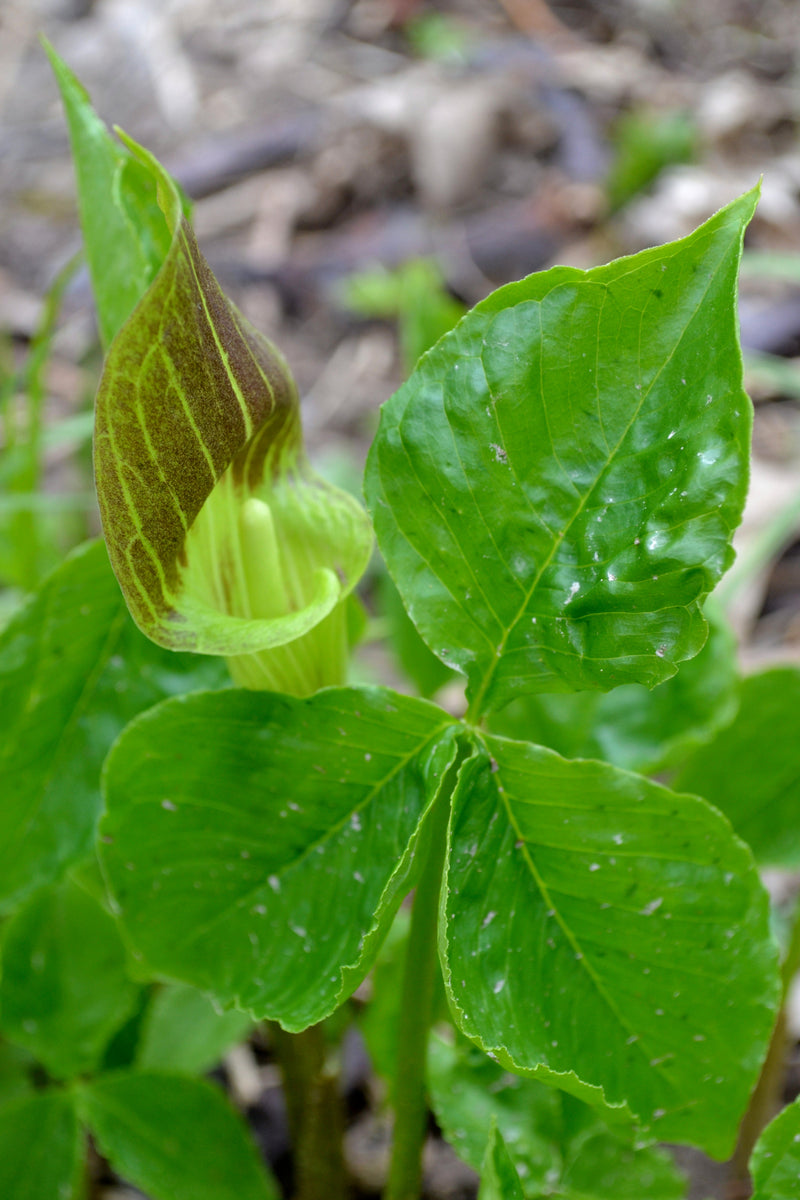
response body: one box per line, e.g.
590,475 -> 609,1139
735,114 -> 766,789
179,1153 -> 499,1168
156,718 -> 456,953
475,733 -> 684,1111
466,249 -> 729,718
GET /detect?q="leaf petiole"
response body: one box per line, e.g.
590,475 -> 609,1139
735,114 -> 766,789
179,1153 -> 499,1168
387,752 -> 461,1200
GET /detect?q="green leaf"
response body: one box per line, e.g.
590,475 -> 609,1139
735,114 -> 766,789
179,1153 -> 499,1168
0,880 -> 138,1080
379,568 -> 455,698
137,983 -> 252,1075
479,1120 -> 526,1200
0,1043 -> 35,1111
674,667 -> 800,867
606,109 -> 695,212
0,539 -> 228,914
92,134 -> 372,690
430,1030 -> 561,1191
0,252 -> 83,592
44,39 -> 173,349
488,601 -> 738,773
0,1091 -> 84,1200
429,1029 -> 685,1200
77,1070 -> 279,1200
0,540 -> 124,911
750,1097 -> 800,1200
76,598 -> 229,773
441,732 -> 779,1158
366,189 -> 758,717
342,259 -> 466,372
100,687 -> 458,1028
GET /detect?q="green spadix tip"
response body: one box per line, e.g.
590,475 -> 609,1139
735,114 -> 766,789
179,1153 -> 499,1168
237,497 -> 290,622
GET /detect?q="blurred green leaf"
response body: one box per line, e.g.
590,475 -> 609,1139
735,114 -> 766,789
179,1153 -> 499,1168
378,567 -> 455,698
0,879 -> 138,1080
0,1091 -> 84,1200
740,252 -> 800,283
607,110 -> 695,212
406,13 -> 472,63
77,1071 -> 279,1200
137,984 -> 252,1075
745,350 -> 800,400
0,540 -> 125,910
750,1097 -> 800,1200
430,1029 -> 686,1199
343,259 -> 465,372
0,1043 -> 35,1111
0,539 -> 227,913
675,667 -> 800,867
0,253 -> 83,590
479,1120 -> 526,1200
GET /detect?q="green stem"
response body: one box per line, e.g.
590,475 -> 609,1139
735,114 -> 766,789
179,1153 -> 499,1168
729,895 -> 800,1194
260,661 -> 352,1198
269,1021 -> 349,1200
386,777 -> 454,1200
14,252 -> 81,589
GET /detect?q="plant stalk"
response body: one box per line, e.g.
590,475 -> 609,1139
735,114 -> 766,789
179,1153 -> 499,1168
386,778 -> 454,1200
269,1020 -> 349,1200
728,894 -> 800,1194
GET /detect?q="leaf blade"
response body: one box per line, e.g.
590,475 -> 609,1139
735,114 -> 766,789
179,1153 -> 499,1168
488,601 -> 739,773
479,1120 -> 526,1200
77,1070 -> 279,1200
675,667 -> 800,867
136,983 -> 252,1075
750,1097 -> 800,1200
0,540 -> 124,910
100,687 -> 458,1028
0,538 -> 228,913
428,1029 -> 686,1200
366,189 -> 758,714
441,733 -> 779,1157
0,880 -> 139,1080
0,1091 -> 84,1200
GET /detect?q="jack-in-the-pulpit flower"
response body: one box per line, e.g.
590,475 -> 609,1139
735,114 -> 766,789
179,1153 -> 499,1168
94,136 -> 372,695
